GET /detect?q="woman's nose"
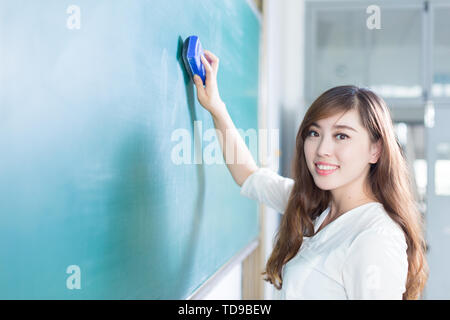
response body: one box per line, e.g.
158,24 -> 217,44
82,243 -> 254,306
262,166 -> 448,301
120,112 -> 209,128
316,136 -> 334,157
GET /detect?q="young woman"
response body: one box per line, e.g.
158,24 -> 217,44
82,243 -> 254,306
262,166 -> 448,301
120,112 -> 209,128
193,50 -> 429,300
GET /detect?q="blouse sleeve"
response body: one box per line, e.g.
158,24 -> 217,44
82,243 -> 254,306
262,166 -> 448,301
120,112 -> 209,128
240,167 -> 295,214
342,227 -> 409,300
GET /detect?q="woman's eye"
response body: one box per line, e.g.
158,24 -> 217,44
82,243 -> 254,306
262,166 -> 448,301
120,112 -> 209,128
336,133 -> 349,140
307,130 -> 318,137
307,130 -> 349,140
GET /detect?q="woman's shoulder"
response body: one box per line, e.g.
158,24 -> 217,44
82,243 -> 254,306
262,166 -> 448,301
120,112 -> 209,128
351,202 -> 406,248
240,167 -> 295,213
365,203 -> 404,231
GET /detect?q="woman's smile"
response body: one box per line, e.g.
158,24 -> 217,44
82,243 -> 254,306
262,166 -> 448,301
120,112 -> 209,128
315,163 -> 340,176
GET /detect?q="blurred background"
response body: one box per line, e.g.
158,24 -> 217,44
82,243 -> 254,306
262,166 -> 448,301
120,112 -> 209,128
204,0 -> 450,300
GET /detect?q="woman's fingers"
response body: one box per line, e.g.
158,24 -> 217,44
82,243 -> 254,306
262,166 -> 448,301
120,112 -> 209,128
200,54 -> 212,74
200,54 -> 215,88
204,50 -> 218,62
203,50 -> 219,71
193,75 -> 206,99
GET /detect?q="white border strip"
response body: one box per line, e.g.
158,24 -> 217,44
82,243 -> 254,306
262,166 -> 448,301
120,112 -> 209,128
186,239 -> 259,300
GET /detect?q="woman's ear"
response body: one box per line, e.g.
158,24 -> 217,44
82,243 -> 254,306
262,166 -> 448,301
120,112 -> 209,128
370,139 -> 382,164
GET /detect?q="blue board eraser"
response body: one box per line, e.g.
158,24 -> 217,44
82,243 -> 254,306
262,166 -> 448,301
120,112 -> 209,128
182,35 -> 206,85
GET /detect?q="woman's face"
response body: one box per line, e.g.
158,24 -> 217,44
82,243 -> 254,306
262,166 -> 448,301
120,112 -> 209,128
303,109 -> 381,194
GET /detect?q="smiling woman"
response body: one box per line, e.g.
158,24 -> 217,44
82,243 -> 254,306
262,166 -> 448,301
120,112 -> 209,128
240,85 -> 429,300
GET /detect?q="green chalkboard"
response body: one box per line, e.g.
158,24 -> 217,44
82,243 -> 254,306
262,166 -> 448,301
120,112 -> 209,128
0,0 -> 260,299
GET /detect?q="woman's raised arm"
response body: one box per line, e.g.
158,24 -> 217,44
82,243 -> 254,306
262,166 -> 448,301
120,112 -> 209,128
193,50 -> 258,186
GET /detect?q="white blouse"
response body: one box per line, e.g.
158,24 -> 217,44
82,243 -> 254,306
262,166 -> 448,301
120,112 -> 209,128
240,167 -> 408,300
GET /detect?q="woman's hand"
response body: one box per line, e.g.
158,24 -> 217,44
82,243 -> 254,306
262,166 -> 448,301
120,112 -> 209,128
193,50 -> 226,117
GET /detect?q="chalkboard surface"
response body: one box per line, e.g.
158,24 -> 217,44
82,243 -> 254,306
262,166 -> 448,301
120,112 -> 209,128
0,0 -> 260,299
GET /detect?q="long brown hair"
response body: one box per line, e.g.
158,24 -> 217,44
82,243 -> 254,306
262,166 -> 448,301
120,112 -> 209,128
262,85 -> 429,299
